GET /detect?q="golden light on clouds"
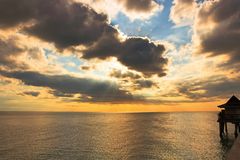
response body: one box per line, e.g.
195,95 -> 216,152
0,0 -> 239,112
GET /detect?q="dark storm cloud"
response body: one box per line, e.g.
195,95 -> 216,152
23,91 -> 40,97
0,0 -> 110,49
197,0 -> 240,65
0,0 -> 168,76
0,70 -> 139,102
117,0 -> 157,12
3,0 -> 110,49
0,0 -> 36,28
82,26 -> 121,59
84,37 -> 167,77
177,76 -> 240,100
119,38 -> 167,77
26,1 -> 110,49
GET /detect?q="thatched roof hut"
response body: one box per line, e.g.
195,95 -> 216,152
218,95 -> 240,109
217,95 -> 240,138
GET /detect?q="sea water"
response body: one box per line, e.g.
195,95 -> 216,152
0,112 -> 235,160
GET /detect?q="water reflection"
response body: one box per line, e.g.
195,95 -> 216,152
0,112 -> 234,160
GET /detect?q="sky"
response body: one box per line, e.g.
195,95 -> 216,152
0,0 -> 239,112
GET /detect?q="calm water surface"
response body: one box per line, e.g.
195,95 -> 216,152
0,112 -> 235,160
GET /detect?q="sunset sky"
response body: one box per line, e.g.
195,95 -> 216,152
0,0 -> 239,112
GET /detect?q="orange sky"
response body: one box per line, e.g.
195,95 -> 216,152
0,0 -> 239,112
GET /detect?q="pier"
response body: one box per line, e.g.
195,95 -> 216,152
226,136 -> 240,160
218,95 -> 240,139
218,96 -> 240,160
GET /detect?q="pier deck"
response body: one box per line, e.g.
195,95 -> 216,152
227,136 -> 240,160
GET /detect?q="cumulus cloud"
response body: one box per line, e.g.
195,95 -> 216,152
76,0 -> 162,20
84,37 -> 167,77
0,70 -> 141,103
117,0 -> 163,19
117,0 -> 163,20
194,0 -> 240,66
27,3 -> 109,49
0,0 -> 112,49
0,0 -> 168,77
119,38 -> 167,77
170,0 -> 197,26
0,0 -> 36,28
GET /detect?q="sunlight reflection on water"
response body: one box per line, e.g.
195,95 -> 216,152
0,112 -> 235,159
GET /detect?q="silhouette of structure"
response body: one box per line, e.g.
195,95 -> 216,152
218,95 -> 240,139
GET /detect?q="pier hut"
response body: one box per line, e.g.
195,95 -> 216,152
218,95 -> 240,139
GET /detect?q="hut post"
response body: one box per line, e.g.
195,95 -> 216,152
219,122 -> 224,139
218,111 -> 224,138
234,124 -> 238,138
224,122 -> 228,136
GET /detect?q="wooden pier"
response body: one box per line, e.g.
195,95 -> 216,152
226,136 -> 240,160
218,95 -> 240,139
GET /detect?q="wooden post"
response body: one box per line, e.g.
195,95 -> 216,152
225,122 -> 228,136
219,122 -> 221,138
235,124 -> 238,138
239,123 -> 240,133
219,122 -> 224,139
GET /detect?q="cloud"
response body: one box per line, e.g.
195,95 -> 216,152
135,79 -> 156,88
117,0 -> 163,20
170,0 -> 197,26
109,69 -> 157,90
49,90 -> 74,98
0,34 -> 63,73
23,91 -> 40,97
0,0 -> 168,77
26,2 -> 110,49
110,70 -> 141,79
119,38 -> 167,77
0,0 -> 36,28
177,76 -> 240,100
76,0 -> 162,20
0,36 -> 28,69
84,37 -> 168,77
0,78 -> 11,86
116,0 -> 163,19
80,65 -> 92,71
0,0 -> 110,49
0,70 -> 140,103
194,0 -> 240,66
117,0 -> 158,12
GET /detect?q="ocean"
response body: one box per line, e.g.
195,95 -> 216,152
0,112 -> 235,160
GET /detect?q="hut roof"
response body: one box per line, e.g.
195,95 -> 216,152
218,95 -> 240,108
